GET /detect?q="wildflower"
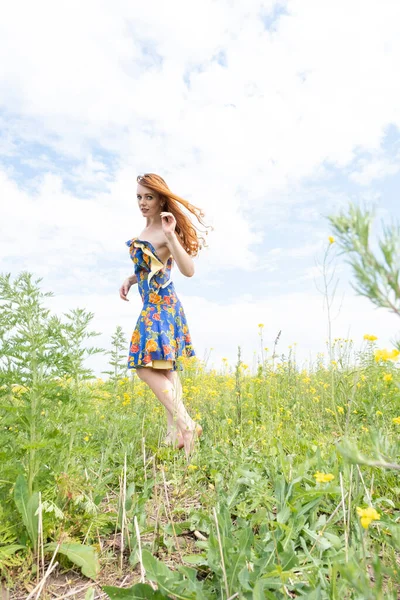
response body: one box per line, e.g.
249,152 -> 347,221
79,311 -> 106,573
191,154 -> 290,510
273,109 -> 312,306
84,436 -> 89,442
337,406 -> 344,414
226,418 -> 232,424
375,410 -> 383,416
383,373 -> 393,382
393,416 -> 400,425
374,348 -> 400,362
356,506 -> 380,529
364,334 -> 378,342
361,426 -> 369,432
328,236 -> 335,244
314,472 -> 335,483
187,464 -> 198,471
258,323 -> 264,329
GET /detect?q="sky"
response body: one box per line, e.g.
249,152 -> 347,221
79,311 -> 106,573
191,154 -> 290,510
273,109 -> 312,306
1,0 -> 400,375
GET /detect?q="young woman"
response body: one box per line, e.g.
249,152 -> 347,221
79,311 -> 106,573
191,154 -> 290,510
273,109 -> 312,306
119,173 -> 207,457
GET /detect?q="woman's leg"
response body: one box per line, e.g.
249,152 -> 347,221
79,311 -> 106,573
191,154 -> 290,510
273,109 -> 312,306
164,371 -> 184,444
164,370 -> 202,453
136,367 -> 196,456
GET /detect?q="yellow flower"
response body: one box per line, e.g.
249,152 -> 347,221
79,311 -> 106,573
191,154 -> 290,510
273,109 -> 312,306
393,416 -> 400,425
84,436 -> 89,442
375,410 -> 383,416
187,464 -> 198,471
375,348 -> 400,362
337,406 -> 344,414
361,426 -> 369,432
383,373 -> 393,382
258,323 -> 264,329
314,472 -> 335,483
356,506 -> 380,529
226,418 -> 232,424
363,334 -> 378,341
328,236 -> 335,244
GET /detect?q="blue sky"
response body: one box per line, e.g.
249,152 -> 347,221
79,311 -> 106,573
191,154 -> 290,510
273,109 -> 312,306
1,0 -> 400,373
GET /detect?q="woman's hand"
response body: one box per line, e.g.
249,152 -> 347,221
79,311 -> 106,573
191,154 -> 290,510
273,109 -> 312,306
119,275 -> 137,301
161,211 -> 177,237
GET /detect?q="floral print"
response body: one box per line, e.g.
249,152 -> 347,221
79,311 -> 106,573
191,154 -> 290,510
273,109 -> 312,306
125,238 -> 195,371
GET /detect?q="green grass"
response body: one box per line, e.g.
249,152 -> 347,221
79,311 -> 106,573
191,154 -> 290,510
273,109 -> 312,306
1,332 -> 399,599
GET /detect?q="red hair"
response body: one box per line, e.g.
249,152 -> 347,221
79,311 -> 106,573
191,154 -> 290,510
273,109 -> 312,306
137,173 -> 210,256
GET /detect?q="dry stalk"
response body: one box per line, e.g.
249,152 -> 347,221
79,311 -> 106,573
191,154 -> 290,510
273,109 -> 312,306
120,453 -> 127,570
142,437 -> 147,481
212,507 -> 230,600
51,582 -> 93,600
26,541 -> 60,600
151,457 -> 161,553
356,465 -> 372,504
134,515 -> 145,583
37,491 -> 44,581
161,468 -> 182,561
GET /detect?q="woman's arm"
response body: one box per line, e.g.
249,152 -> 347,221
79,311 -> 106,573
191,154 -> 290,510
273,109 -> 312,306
161,211 -> 195,277
119,274 -> 137,301
165,231 -> 195,277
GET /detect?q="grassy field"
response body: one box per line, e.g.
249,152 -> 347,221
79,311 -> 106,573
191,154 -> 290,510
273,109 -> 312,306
0,274 -> 400,599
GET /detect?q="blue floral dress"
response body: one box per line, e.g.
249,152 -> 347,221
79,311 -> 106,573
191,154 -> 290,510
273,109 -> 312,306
126,238 -> 195,371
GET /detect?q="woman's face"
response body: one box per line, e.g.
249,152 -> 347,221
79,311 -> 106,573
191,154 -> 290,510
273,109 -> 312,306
137,183 -> 163,218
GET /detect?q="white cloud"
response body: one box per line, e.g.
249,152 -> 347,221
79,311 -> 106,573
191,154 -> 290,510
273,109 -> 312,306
1,0 -> 400,365
350,153 -> 400,185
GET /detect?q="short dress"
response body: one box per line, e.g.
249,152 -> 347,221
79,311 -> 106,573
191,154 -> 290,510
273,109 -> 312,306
126,238 -> 196,371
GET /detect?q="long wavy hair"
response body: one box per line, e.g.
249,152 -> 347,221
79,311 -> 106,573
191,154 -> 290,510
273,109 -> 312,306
136,173 -> 210,256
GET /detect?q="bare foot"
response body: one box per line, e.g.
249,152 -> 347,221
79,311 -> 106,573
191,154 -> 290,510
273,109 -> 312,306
179,424 -> 203,457
163,430 -> 183,447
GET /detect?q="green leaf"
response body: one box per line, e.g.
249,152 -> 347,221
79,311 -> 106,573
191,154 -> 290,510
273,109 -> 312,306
103,584 -> 168,599
0,544 -> 25,556
228,526 -> 252,589
142,550 -> 201,599
45,542 -> 100,580
13,475 -> 39,551
181,554 -> 207,566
